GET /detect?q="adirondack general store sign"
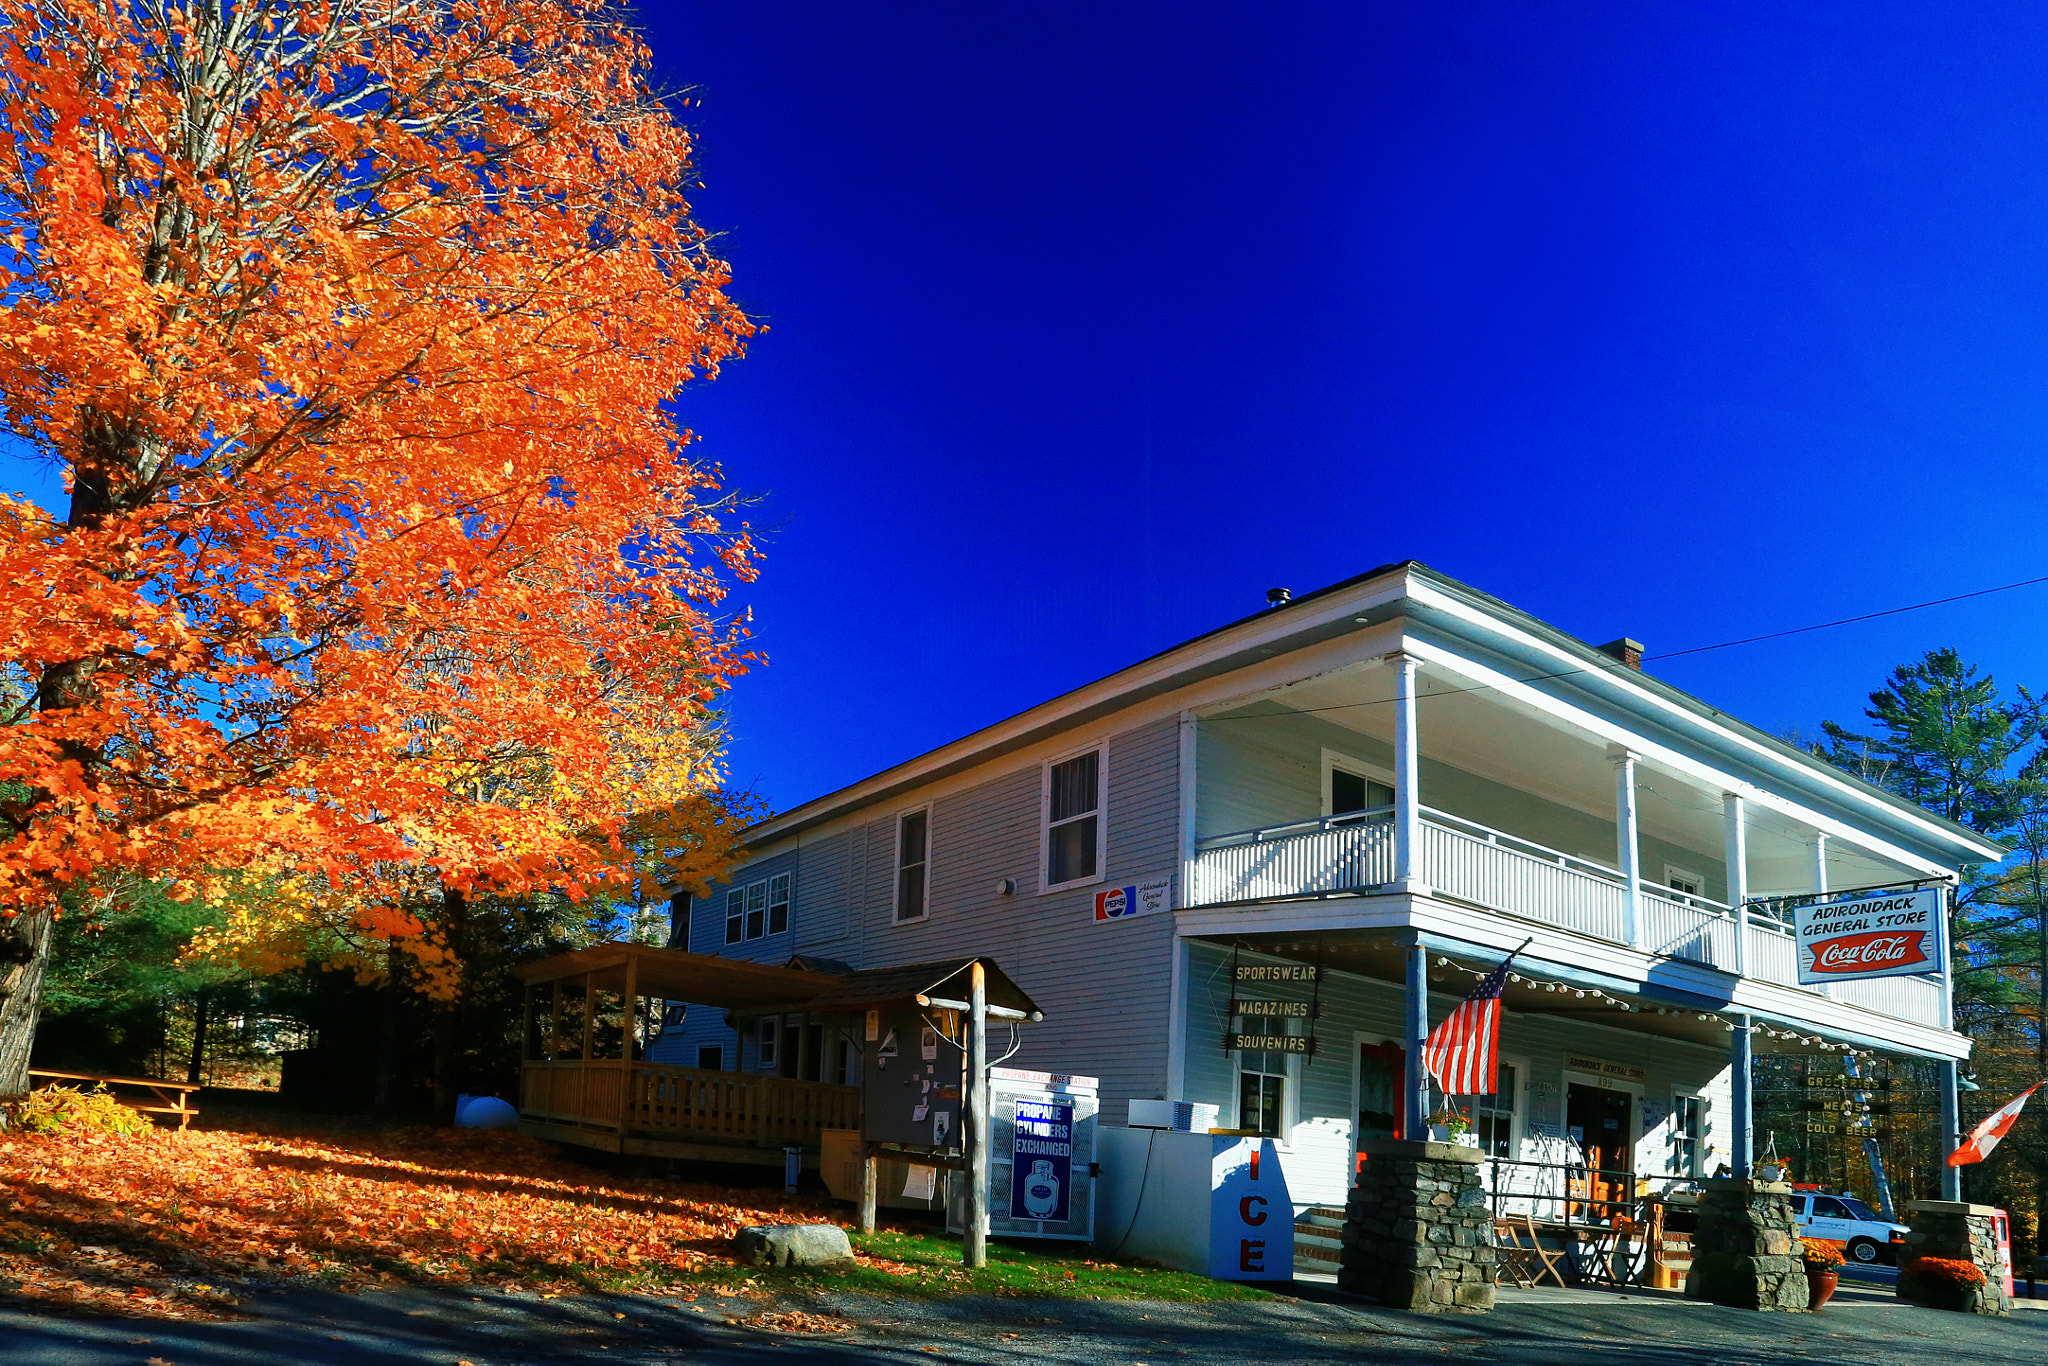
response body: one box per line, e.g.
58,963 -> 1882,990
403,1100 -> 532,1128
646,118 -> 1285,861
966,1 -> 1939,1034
1794,887 -> 1943,984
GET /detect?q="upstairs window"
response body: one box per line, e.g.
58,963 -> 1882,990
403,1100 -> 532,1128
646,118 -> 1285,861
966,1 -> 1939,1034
1330,769 -> 1395,816
719,874 -> 793,945
895,809 -> 930,923
756,1017 -> 778,1070
1045,749 -> 1103,889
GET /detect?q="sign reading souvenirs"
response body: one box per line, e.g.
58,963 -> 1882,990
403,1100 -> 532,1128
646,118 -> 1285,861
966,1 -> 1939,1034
1226,1032 -> 1316,1055
1094,876 -> 1173,922
1232,998 -> 1313,1019
1234,964 -> 1319,984
1793,887 -> 1943,985
1009,1100 -> 1075,1222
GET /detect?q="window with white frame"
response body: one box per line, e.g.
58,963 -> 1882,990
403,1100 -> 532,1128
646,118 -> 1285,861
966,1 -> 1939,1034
756,1017 -> 778,1070
895,808 -> 930,923
1239,1067 -> 1286,1139
1463,1065 -> 1519,1158
1671,1092 -> 1705,1176
1044,749 -> 1103,889
1664,864 -> 1705,898
721,873 -> 794,945
1322,749 -> 1395,819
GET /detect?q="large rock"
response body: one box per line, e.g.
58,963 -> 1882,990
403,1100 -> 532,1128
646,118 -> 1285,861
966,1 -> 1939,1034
734,1223 -> 854,1269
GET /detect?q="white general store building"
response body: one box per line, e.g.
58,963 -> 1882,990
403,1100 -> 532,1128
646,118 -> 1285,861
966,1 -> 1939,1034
655,562 -> 1992,1213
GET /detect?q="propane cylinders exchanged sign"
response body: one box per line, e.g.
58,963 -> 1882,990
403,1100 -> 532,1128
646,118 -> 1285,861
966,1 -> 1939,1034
1794,886 -> 1943,984
1010,1100 -> 1074,1222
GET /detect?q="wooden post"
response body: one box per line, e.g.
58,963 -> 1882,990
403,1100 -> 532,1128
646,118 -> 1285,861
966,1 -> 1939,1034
859,1148 -> 879,1233
580,972 -> 595,1060
966,961 -> 989,1268
621,953 -> 639,1134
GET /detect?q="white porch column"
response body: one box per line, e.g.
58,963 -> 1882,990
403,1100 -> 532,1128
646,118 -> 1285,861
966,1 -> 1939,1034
1723,792 -> 1749,978
1811,833 -> 1833,998
1610,746 -> 1642,949
1390,651 -> 1423,885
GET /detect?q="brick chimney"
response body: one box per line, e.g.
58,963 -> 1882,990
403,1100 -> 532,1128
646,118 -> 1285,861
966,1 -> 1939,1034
1596,638 -> 1645,670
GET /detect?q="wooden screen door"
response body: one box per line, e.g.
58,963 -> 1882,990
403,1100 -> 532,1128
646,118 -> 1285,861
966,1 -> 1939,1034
1566,1084 -> 1634,1214
1356,1042 -> 1405,1172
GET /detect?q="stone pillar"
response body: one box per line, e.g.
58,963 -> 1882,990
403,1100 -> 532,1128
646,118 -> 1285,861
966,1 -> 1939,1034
1898,1200 -> 2011,1315
1682,1176 -> 1807,1311
1340,1137 -> 1495,1313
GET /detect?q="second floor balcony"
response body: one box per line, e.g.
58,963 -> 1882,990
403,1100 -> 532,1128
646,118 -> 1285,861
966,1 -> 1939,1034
1188,805 -> 1947,1029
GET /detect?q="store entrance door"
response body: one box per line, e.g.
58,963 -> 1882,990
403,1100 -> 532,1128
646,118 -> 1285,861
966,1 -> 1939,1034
1566,1084 -> 1634,1212
1356,1042 -> 1406,1172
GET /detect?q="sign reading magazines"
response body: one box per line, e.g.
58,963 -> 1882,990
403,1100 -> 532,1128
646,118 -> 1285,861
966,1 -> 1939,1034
1227,962 -> 1318,1055
1009,1100 -> 1074,1222
1794,886 -> 1943,984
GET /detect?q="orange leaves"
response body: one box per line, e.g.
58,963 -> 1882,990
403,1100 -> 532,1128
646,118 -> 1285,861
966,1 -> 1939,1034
0,0 -> 758,969
0,1118 -> 832,1321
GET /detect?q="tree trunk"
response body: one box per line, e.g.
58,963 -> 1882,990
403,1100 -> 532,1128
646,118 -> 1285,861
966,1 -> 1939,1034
186,988 -> 210,1088
430,887 -> 470,1126
373,945 -> 404,1116
0,910 -> 56,1098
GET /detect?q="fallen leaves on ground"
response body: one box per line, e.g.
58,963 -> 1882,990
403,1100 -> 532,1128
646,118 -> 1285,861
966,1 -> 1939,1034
742,1309 -> 852,1335
0,1114 -> 864,1321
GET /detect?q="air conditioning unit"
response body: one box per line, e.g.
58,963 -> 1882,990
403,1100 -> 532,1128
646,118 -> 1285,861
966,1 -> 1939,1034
1128,1099 -> 1221,1132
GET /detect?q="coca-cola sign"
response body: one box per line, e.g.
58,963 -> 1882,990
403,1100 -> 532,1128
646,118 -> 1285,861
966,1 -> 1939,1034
1807,930 -> 1928,975
1793,887 -> 1944,985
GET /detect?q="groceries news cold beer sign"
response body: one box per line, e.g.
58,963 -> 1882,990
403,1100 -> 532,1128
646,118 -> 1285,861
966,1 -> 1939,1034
1794,887 -> 1943,985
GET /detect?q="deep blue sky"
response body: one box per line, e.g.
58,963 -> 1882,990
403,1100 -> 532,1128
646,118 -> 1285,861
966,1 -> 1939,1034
640,2 -> 2048,812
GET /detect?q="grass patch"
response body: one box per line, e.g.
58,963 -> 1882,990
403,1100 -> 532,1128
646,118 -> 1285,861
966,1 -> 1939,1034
769,1228 -> 1276,1302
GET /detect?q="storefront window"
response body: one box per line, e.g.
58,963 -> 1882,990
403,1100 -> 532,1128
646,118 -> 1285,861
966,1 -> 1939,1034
1240,1069 -> 1285,1138
1672,1093 -> 1704,1176
1461,1065 -> 1517,1157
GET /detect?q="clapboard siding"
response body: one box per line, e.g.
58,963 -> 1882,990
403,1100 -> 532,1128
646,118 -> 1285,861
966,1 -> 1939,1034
656,716 -> 1183,1112
1182,941 -> 1734,1211
1197,704 -> 1731,902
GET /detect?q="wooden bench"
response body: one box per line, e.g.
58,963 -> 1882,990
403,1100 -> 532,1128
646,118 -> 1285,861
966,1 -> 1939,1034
27,1069 -> 201,1129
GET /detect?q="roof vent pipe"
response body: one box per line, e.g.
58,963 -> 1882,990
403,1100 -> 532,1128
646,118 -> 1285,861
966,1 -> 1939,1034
1266,587 -> 1292,609
1596,638 -> 1646,670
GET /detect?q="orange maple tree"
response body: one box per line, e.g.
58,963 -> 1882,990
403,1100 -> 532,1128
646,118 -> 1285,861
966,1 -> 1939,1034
0,0 -> 758,1094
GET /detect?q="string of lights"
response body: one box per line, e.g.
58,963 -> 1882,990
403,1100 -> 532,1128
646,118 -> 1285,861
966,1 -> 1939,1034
1433,956 -> 1875,1059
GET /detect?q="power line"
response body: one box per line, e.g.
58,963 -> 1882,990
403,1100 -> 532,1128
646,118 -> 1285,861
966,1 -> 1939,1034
1209,570 -> 2048,721
1645,573 -> 2048,662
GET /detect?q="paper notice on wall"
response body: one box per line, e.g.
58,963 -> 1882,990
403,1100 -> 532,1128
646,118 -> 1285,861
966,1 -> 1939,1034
912,1104 -> 928,1122
921,1028 -> 939,1061
865,1009 -> 880,1042
932,1111 -> 952,1145
902,1165 -> 937,1201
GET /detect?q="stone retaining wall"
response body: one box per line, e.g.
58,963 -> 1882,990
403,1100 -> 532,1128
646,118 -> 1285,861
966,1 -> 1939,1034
1681,1177 -> 1807,1311
1898,1200 -> 2010,1316
1338,1137 -> 1495,1313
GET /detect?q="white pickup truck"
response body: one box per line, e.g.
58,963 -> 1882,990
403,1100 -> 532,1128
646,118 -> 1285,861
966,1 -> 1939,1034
1791,1191 -> 1909,1266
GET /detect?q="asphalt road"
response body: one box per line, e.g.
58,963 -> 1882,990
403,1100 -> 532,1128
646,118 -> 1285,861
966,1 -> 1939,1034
6,1278 -> 2048,1365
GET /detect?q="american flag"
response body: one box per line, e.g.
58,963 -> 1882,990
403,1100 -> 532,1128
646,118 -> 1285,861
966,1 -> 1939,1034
1422,945 -> 1525,1096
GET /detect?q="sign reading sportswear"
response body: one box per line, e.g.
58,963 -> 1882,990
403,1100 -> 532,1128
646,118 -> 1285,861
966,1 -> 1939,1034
1793,887 -> 1942,985
1093,876 -> 1172,922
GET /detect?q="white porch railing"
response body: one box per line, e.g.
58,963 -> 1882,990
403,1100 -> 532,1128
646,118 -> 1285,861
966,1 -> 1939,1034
1190,809 -> 1947,1030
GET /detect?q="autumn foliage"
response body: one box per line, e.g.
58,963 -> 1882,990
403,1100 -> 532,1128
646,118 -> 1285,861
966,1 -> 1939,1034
0,1117 -> 845,1320
0,0 -> 757,1087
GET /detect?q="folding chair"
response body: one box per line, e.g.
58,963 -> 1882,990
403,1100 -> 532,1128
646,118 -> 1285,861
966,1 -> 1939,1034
1497,1213 -> 1568,1289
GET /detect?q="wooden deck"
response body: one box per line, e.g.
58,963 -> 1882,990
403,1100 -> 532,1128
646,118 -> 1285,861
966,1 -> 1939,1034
519,1060 -> 862,1165
28,1069 -> 200,1129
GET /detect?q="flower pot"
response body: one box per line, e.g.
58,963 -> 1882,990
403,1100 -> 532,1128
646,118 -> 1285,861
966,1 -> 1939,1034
1806,1270 -> 1838,1310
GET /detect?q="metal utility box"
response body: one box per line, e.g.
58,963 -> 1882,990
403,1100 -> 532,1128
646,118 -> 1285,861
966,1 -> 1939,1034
861,1005 -> 965,1151
949,1067 -> 1099,1242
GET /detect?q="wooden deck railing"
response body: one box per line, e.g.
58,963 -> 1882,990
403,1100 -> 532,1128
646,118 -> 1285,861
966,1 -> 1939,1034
27,1069 -> 200,1129
521,1060 -> 861,1149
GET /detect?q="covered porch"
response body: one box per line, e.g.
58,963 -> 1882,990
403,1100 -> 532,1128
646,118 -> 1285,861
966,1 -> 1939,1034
517,943 -> 865,1166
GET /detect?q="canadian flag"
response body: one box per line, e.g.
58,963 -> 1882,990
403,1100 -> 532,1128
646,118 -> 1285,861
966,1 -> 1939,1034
1948,1082 -> 2046,1166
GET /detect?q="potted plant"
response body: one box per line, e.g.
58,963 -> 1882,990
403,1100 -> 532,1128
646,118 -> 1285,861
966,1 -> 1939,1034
1897,1255 -> 1987,1311
1800,1238 -> 1844,1309
1426,1107 -> 1477,1146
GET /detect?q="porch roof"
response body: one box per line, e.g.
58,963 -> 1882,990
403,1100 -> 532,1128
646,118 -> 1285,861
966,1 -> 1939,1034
1212,928 -> 1948,1061
515,943 -> 1042,1019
